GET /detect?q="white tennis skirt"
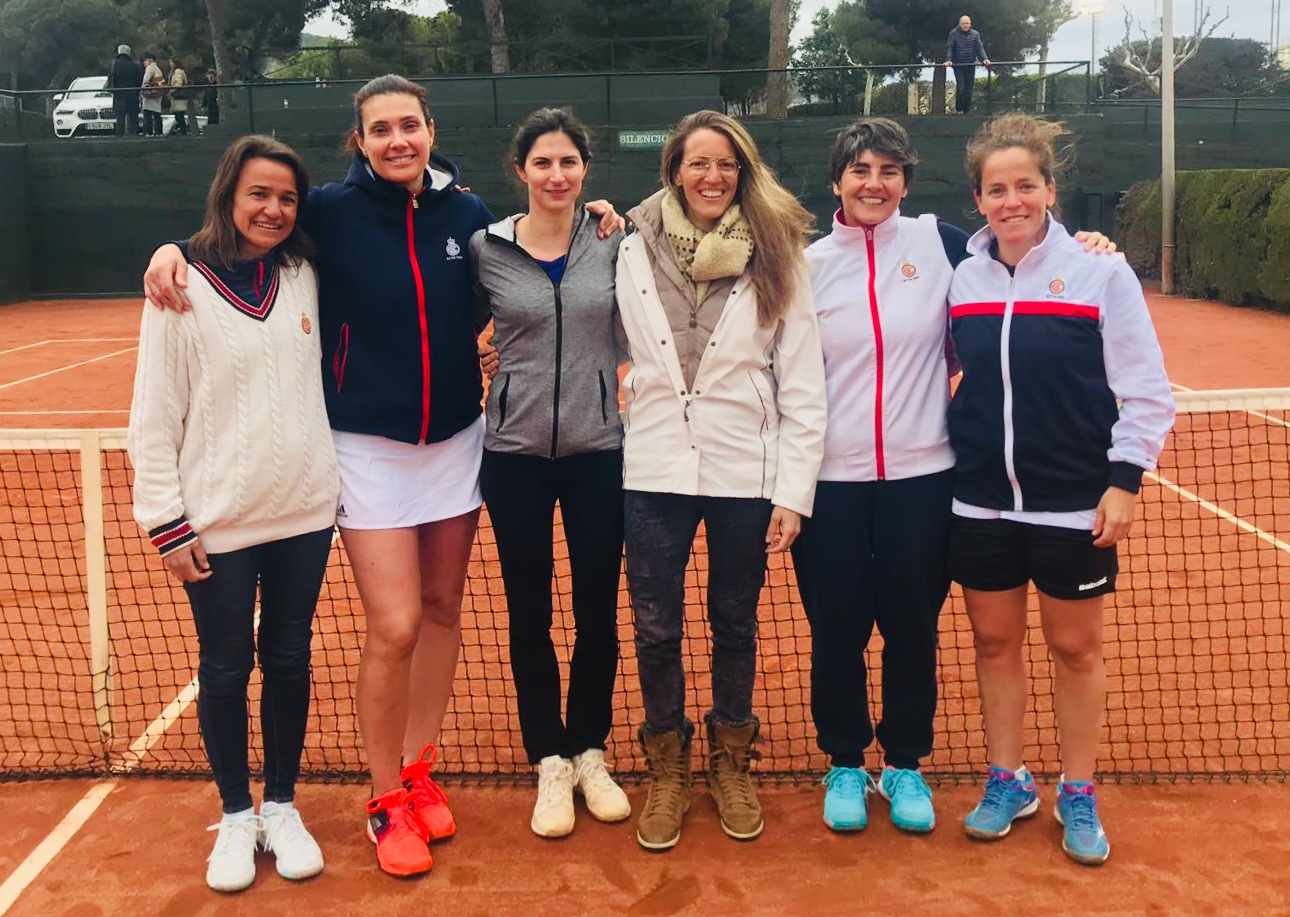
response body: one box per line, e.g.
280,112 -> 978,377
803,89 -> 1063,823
332,416 -> 484,530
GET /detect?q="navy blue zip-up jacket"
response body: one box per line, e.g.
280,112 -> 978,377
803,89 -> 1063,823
309,153 -> 494,445
946,27 -> 988,66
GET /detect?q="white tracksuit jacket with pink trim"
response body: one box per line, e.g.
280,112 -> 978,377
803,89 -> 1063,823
805,210 -> 959,483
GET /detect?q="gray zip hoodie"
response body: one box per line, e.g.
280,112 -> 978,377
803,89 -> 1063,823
469,207 -> 624,458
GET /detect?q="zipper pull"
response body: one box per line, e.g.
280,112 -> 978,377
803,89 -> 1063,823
411,190 -> 419,210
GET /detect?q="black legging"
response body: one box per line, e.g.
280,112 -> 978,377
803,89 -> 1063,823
480,448 -> 624,763
184,527 -> 332,812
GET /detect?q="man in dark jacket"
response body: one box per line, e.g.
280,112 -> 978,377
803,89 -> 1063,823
107,44 -> 143,136
943,16 -> 990,113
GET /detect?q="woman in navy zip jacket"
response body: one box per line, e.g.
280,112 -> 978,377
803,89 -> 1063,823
794,117 -> 1115,838
949,113 -> 1173,865
143,75 -> 622,877
468,108 -> 630,839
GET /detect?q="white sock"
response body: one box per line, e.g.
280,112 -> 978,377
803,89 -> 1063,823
221,806 -> 256,824
261,800 -> 295,813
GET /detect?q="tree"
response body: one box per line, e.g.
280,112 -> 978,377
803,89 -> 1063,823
1108,2 -> 1229,96
1103,36 -> 1282,99
792,2 -> 909,114
0,0 -> 127,91
481,0 -> 508,73
765,0 -> 790,116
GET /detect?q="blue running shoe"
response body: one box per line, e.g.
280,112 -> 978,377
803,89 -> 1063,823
822,766 -> 874,832
878,766 -> 935,833
963,766 -> 1039,840
1055,780 -> 1111,865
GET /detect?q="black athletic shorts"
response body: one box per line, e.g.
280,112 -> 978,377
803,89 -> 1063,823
948,515 -> 1118,600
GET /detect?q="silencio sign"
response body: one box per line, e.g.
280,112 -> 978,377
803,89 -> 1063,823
618,130 -> 669,150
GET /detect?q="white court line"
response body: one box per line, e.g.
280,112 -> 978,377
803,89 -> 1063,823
0,348 -> 137,392
0,782 -> 119,914
0,410 -> 130,417
1147,471 -> 1290,555
0,678 -> 202,915
0,339 -> 136,359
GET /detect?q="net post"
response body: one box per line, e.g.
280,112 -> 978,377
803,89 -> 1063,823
80,430 -> 115,749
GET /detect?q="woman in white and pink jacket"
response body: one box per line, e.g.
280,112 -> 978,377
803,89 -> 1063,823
794,117 -> 1116,839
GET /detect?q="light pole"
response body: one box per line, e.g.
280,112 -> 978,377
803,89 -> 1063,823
1080,0 -> 1107,76
1162,0 -> 1176,295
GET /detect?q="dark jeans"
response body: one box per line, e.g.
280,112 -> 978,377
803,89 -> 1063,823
481,448 -> 624,763
171,111 -> 188,135
954,65 -> 977,112
790,471 -> 954,770
624,491 -> 772,733
183,527 -> 332,813
142,109 -> 162,136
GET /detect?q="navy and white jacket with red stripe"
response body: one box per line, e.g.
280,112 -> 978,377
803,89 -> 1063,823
947,217 -> 1174,513
805,209 -> 968,483
311,153 -> 494,445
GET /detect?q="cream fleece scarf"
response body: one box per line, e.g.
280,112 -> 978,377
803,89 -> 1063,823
661,191 -> 754,283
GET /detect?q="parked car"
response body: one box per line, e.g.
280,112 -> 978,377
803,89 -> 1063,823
52,75 -> 208,138
52,76 -> 114,137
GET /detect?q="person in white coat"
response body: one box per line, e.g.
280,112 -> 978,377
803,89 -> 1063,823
616,109 -> 826,851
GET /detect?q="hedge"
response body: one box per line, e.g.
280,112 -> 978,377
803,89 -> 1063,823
1116,169 -> 1290,312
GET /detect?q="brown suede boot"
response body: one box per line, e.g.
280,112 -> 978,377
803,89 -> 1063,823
636,725 -> 692,850
707,717 -> 764,840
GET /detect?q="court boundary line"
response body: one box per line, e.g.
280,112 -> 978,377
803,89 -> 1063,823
0,338 -> 136,358
0,348 -> 138,392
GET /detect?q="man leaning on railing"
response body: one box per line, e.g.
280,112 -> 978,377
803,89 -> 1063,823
945,15 -> 991,114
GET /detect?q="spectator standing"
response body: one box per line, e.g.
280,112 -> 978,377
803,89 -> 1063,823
944,15 -> 991,114
107,44 -> 142,137
141,52 -> 165,136
203,69 -> 220,126
169,56 -> 191,135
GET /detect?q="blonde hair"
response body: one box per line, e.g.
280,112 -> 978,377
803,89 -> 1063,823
965,112 -> 1073,195
660,110 -> 814,326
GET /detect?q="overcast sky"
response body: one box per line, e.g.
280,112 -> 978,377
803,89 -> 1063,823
307,1 -> 1280,62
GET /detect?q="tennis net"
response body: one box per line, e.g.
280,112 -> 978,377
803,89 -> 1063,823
2,388 -> 1287,782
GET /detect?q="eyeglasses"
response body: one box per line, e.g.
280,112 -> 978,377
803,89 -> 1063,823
681,157 -> 740,177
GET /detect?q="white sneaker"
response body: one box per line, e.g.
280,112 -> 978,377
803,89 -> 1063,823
205,810 -> 259,892
259,801 -> 324,880
531,755 -> 576,838
573,748 -> 631,822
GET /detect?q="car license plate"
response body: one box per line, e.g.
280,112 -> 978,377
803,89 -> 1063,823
89,121 -> 113,130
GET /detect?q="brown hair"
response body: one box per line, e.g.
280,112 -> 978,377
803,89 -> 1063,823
188,135 -> 314,269
344,73 -> 431,156
659,110 -> 814,326
965,112 -> 1072,195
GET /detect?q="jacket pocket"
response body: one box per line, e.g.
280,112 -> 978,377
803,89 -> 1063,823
496,373 -> 512,432
598,370 -> 609,425
333,323 -> 350,393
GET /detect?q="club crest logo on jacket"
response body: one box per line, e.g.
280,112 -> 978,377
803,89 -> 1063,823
445,237 -> 462,260
1049,274 -> 1066,296
901,260 -> 918,281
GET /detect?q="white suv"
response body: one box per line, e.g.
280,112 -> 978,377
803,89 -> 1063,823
52,76 -> 116,137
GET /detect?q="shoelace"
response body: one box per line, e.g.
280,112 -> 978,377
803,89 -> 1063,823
822,767 -> 874,800
713,744 -> 759,807
884,769 -> 931,800
536,761 -> 574,808
262,807 -> 311,852
206,816 -> 261,861
1061,790 -> 1102,835
976,773 -> 1023,816
576,757 -> 618,794
643,751 -> 687,814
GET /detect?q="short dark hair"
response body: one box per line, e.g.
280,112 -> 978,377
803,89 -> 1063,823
345,74 -> 431,155
511,107 -> 592,167
188,135 -> 314,270
829,117 -> 920,187
141,51 -> 156,62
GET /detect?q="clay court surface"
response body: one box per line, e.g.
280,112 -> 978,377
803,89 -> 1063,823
2,290 -> 1290,915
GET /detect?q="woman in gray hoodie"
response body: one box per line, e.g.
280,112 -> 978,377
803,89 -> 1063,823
469,108 -> 630,839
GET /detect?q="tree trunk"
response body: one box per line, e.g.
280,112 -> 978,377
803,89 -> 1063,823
932,64 -> 946,114
205,0 -> 236,116
766,0 -> 790,117
1037,39 -> 1050,111
482,0 -> 509,74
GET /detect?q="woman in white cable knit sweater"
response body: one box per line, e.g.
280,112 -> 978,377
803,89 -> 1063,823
127,135 -> 338,894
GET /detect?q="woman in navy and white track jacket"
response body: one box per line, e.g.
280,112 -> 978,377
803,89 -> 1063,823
949,114 -> 1173,866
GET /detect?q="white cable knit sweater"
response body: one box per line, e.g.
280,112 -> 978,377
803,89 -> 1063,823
127,259 -> 338,555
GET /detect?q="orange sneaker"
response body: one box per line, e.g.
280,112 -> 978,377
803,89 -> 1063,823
401,743 -> 457,841
365,788 -> 432,877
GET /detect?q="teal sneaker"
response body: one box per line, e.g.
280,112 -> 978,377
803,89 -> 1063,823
964,766 -> 1039,840
877,766 -> 935,833
1054,780 -> 1111,865
821,766 -> 874,832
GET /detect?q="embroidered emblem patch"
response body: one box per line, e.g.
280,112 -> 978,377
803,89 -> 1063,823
901,260 -> 917,279
1049,275 -> 1066,295
445,237 -> 462,259
301,314 -> 312,334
